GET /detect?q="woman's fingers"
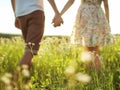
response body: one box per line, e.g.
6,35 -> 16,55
52,16 -> 64,27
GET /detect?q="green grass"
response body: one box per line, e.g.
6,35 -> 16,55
0,36 -> 120,90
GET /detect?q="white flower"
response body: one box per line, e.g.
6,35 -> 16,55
28,42 -> 31,45
31,43 -> 35,46
1,76 -> 11,85
22,65 -> 29,69
64,66 -> 76,77
5,73 -> 12,78
22,69 -> 30,77
75,72 -> 91,83
81,52 -> 94,62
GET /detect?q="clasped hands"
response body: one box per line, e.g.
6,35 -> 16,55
52,13 -> 64,27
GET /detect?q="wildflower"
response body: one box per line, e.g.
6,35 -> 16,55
16,66 -> 21,72
22,69 -> 30,77
6,85 -> 12,90
27,42 -> 31,45
81,52 -> 94,62
1,75 -> 11,85
24,84 -> 30,90
68,76 -> 76,88
75,72 -> 91,83
21,65 -> 30,77
22,65 -> 29,70
31,43 -> 35,46
5,73 -> 12,79
26,42 -> 35,47
64,66 -> 76,77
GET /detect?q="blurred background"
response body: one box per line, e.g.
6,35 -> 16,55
0,0 -> 120,36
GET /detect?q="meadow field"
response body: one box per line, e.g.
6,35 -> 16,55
0,34 -> 120,90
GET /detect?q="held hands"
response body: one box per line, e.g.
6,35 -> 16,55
52,14 -> 64,27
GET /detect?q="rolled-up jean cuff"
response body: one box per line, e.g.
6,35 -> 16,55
25,47 -> 38,55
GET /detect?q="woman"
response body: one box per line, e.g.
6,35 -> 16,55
53,0 -> 114,71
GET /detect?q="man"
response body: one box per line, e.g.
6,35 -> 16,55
11,0 -> 63,69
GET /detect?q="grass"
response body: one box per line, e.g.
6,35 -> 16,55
0,35 -> 120,90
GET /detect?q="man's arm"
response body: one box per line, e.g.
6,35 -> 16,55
47,0 -> 60,15
11,0 -> 21,29
11,0 -> 16,13
48,0 -> 63,27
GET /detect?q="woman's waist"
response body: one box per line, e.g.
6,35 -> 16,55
81,2 -> 101,7
82,0 -> 101,5
80,3 -> 101,9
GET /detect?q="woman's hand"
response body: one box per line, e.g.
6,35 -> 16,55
52,14 -> 64,27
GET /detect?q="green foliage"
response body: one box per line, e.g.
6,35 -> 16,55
0,36 -> 120,90
0,33 -> 21,38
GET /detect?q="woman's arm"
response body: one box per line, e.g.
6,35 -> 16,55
60,0 -> 75,16
81,0 -> 84,4
103,0 -> 109,23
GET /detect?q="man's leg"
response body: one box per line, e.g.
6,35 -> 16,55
18,10 -> 45,69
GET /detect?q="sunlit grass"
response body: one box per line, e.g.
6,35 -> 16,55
0,36 -> 120,90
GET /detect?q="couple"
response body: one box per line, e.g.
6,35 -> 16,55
48,0 -> 113,71
11,0 -> 113,71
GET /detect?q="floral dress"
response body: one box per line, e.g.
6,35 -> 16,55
71,0 -> 114,47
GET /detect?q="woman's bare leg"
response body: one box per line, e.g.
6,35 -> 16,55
84,46 -> 101,71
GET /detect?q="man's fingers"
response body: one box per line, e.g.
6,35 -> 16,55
53,21 -> 61,27
15,18 -> 21,29
52,16 -> 64,27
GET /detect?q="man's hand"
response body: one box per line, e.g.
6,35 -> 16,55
15,17 -> 21,29
52,14 -> 64,27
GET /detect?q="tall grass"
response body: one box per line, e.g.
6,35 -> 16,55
0,36 -> 120,90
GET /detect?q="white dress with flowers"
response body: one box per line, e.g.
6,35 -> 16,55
71,0 -> 114,47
